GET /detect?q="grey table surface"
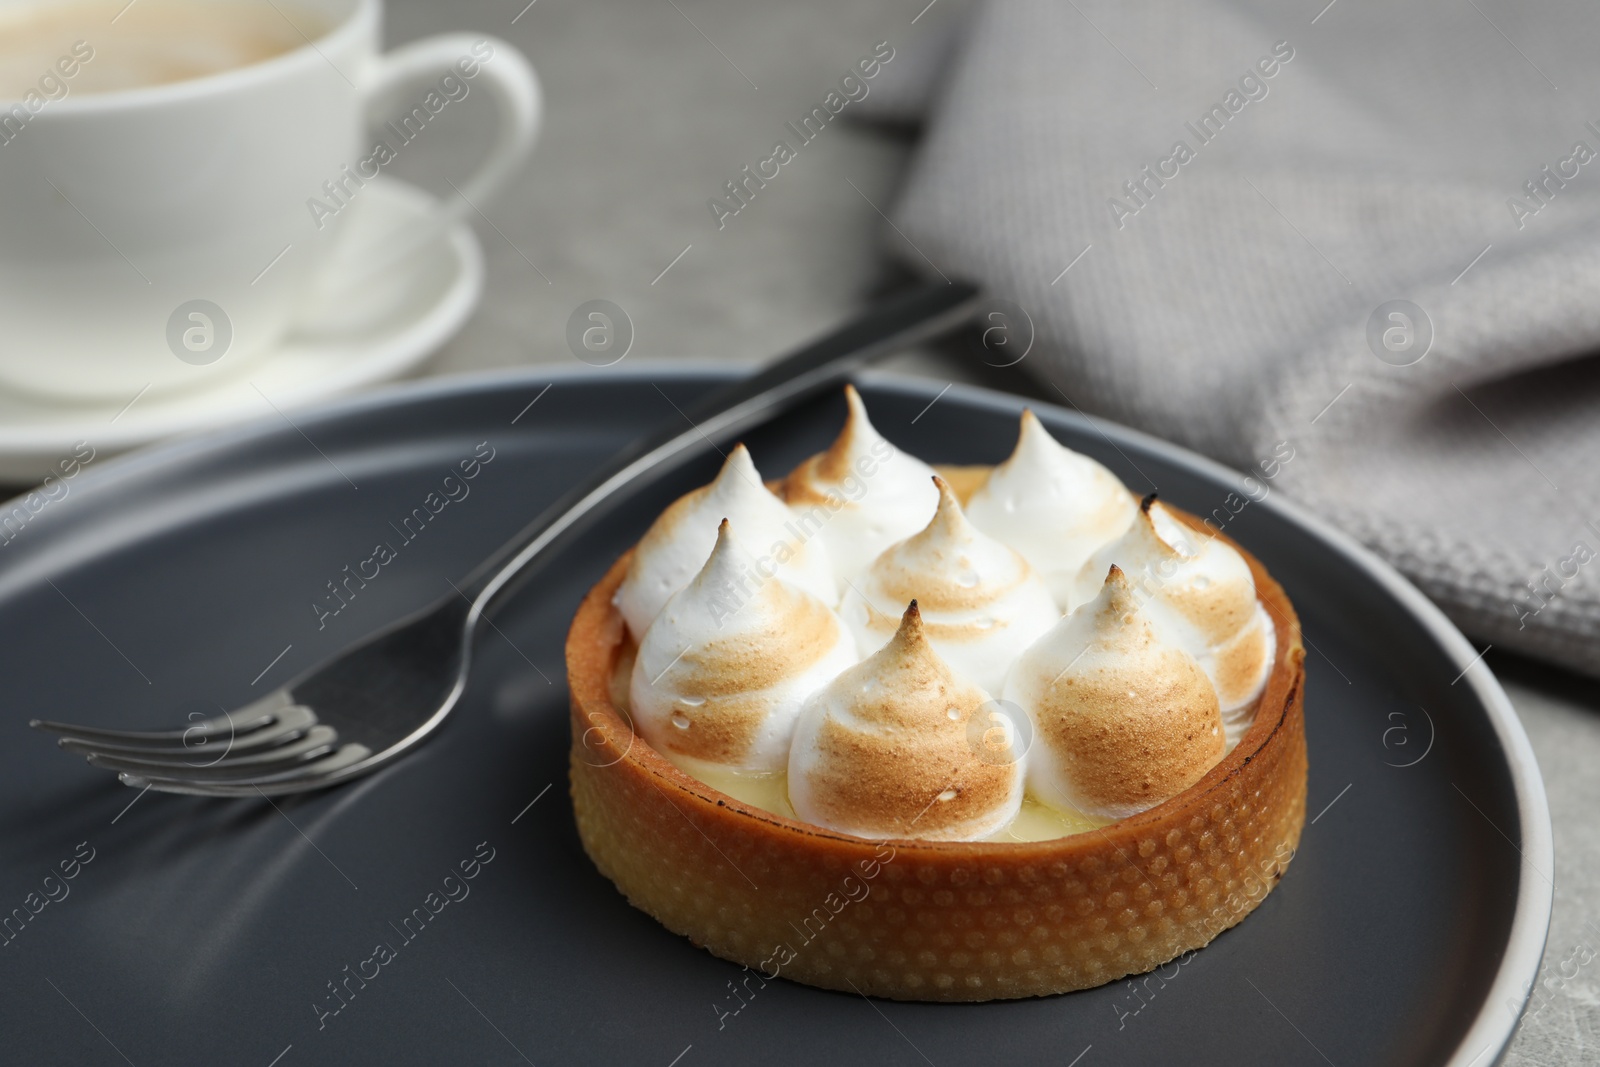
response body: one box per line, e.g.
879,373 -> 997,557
383,1 -> 1598,1062
12,0 -> 1595,1061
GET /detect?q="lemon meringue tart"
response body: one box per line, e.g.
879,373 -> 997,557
567,392 -> 1307,1003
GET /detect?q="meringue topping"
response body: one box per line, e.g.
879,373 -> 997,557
966,410 -> 1137,607
788,603 -> 1024,841
1004,567 -> 1224,820
615,444 -> 837,640
1210,605 -> 1276,744
630,521 -> 859,773
776,385 -> 941,584
610,412 -> 1284,841
1075,496 -> 1274,724
838,477 -> 1060,693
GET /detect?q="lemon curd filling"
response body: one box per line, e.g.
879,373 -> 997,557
661,756 -> 1111,842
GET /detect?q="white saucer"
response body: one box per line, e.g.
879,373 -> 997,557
0,177 -> 484,482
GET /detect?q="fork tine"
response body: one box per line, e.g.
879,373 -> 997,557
76,726 -> 339,776
30,690 -> 295,747
119,743 -> 374,797
40,703 -> 315,755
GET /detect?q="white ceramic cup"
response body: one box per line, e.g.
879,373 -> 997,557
0,0 -> 540,402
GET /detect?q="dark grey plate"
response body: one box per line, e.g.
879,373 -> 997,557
0,367 -> 1550,1066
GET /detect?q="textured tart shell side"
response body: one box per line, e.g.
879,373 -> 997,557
566,504 -> 1307,1002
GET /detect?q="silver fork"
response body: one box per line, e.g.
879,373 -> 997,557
31,283 -> 983,796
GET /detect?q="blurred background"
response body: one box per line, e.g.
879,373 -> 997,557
381,0 -> 981,387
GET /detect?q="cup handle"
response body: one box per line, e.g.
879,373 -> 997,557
359,34 -> 541,228
299,33 -> 539,313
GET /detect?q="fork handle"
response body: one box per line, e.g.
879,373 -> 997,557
457,281 -> 983,625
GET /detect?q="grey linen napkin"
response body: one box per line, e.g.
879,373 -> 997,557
864,0 -> 1600,678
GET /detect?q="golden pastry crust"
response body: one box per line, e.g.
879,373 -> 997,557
567,505 -> 1307,1002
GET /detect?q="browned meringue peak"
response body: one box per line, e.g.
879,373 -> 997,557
614,443 -> 837,640
838,477 -> 1059,694
1004,566 -> 1224,820
1139,499 -> 1257,643
787,602 -> 1024,841
630,520 -> 859,773
966,409 -> 1137,607
1071,495 -> 1272,712
775,385 -> 940,583
1145,498 -> 1275,720
1209,606 -> 1276,743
